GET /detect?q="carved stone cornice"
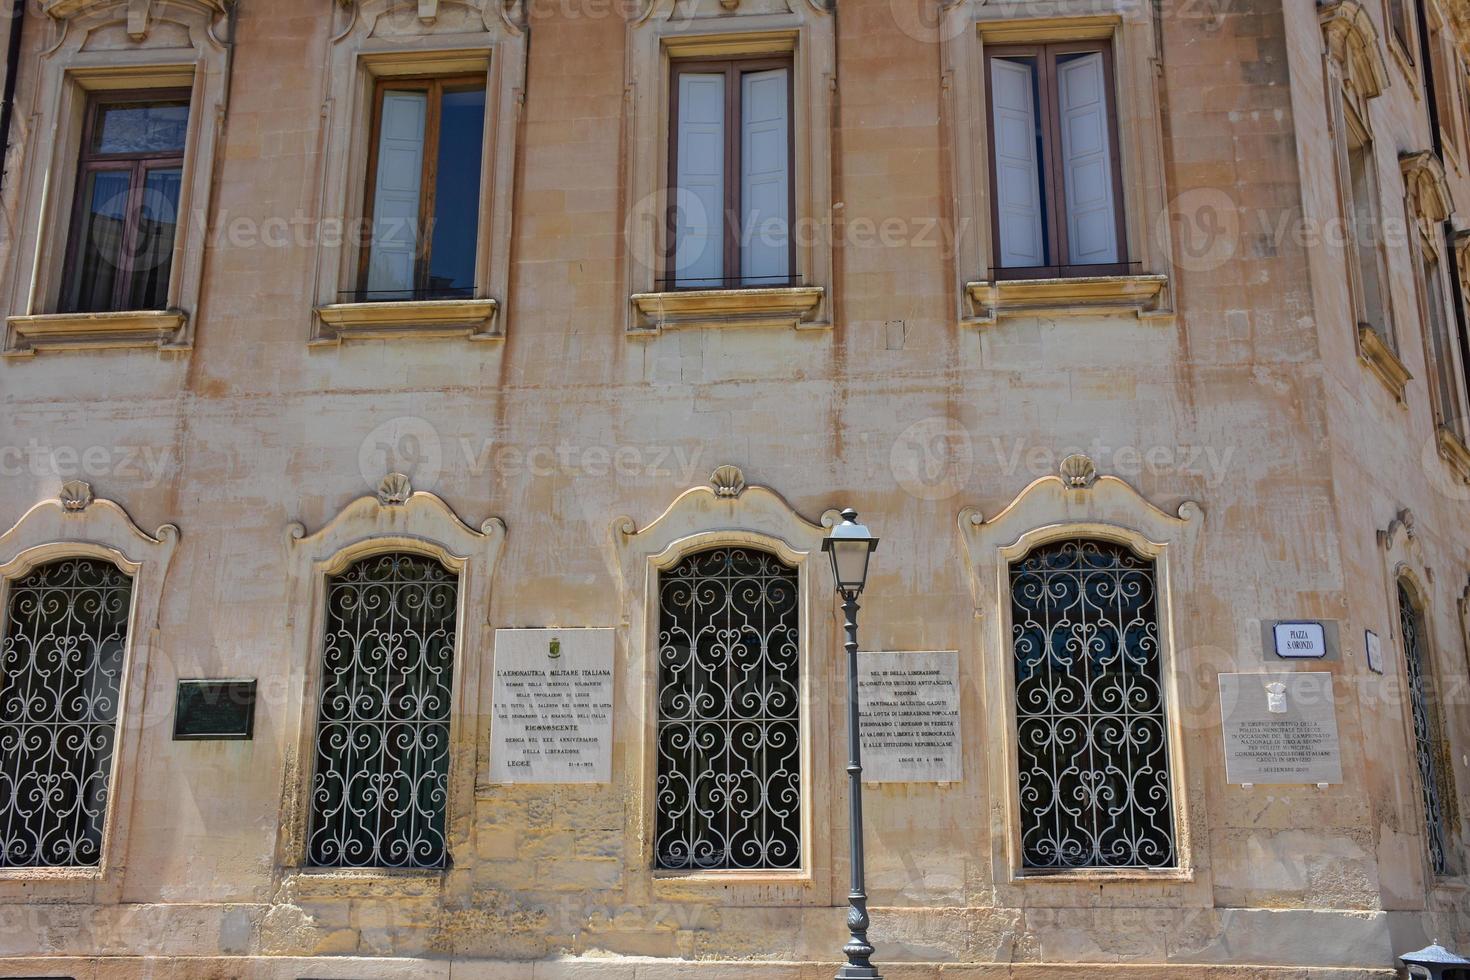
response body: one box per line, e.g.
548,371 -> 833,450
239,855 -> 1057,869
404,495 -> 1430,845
1318,0 -> 1389,101
42,0 -> 231,40
1401,150 -> 1453,227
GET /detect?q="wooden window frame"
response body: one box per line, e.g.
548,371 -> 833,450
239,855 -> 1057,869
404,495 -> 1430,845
355,74 -> 486,304
58,89 -> 191,315
664,55 -> 797,291
984,41 -> 1129,282
1387,0 -> 1417,66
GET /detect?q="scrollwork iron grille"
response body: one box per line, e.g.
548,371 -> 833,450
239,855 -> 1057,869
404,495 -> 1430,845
1009,538 -> 1175,870
656,547 -> 801,871
0,558 -> 132,868
1399,583 -> 1449,875
308,553 -> 459,869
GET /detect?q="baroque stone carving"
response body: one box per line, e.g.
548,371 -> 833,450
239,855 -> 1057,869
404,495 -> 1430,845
710,465 -> 746,498
1059,454 -> 1098,489
58,481 -> 94,512
1379,507 -> 1416,550
42,0 -> 232,40
377,473 -> 413,506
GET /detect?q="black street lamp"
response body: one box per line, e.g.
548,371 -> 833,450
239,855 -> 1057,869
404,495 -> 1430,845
822,508 -> 881,980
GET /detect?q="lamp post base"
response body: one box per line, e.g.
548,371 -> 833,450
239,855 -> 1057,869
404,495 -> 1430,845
835,967 -> 883,980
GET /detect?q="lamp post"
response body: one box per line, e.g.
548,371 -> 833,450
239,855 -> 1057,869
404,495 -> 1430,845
822,508 -> 881,980
1400,941 -> 1470,979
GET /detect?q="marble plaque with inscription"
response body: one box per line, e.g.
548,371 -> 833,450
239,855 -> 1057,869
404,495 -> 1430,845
1219,671 -> 1343,785
858,650 -> 962,783
489,628 -> 614,783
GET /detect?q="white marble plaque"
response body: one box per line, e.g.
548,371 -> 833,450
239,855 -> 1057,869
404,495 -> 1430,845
489,628 -> 614,783
1219,671 -> 1343,785
858,650 -> 962,783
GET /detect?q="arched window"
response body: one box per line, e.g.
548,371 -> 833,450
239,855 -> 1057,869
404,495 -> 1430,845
655,547 -> 800,871
1398,581 -> 1451,875
1009,537 -> 1174,870
0,558 -> 132,867
307,552 -> 459,869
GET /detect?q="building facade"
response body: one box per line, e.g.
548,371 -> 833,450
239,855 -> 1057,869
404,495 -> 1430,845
0,0 -> 1469,975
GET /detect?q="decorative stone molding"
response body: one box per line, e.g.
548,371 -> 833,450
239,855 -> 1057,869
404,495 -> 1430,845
1401,151 -> 1453,229
958,469 -> 1208,905
1379,507 -> 1417,550
278,486 -> 505,901
4,311 -> 189,358
964,275 -> 1171,326
940,3 -> 1173,326
58,480 -> 94,512
1,0 -> 230,355
42,0 -> 232,40
1436,427 -> 1470,484
0,489 -> 179,903
621,10 -> 836,334
709,464 -> 746,498
610,479 -> 840,908
630,287 -> 826,334
1359,323 -> 1414,400
1058,453 -> 1098,489
312,299 -> 500,345
309,0 -> 526,345
376,472 -> 413,505
1318,0 -> 1390,102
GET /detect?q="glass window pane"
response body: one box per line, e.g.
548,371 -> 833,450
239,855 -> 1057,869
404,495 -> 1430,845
127,167 -> 183,310
425,85 -> 486,299
68,169 -> 133,313
93,101 -> 190,155
365,90 -> 429,300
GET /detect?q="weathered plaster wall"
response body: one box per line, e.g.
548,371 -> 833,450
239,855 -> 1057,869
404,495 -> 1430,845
0,0 -> 1464,973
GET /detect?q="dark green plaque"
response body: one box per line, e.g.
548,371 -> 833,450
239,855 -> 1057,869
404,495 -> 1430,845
173,679 -> 257,740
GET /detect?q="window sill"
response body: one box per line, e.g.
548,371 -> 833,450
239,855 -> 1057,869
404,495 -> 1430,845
311,298 -> 500,345
1436,426 -> 1470,483
650,868 -> 820,906
1358,324 -> 1413,401
4,309 -> 189,357
1011,866 -> 1195,885
964,274 -> 1170,326
281,867 -> 447,901
629,286 -> 826,335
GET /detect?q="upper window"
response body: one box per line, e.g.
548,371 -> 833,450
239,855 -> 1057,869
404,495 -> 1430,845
1343,125 -> 1395,347
1398,582 -> 1452,876
1414,241 -> 1470,441
655,547 -> 800,871
1008,538 -> 1175,870
0,558 -> 132,868
356,77 -> 487,303
986,43 -> 1127,280
60,93 -> 190,314
1386,0 -> 1416,61
307,553 -> 459,869
666,57 -> 794,290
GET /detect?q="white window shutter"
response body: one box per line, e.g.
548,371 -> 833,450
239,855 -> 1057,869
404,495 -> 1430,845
1056,53 -> 1119,266
366,90 -> 428,299
990,58 -> 1046,270
740,68 -> 791,286
674,73 -> 726,288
